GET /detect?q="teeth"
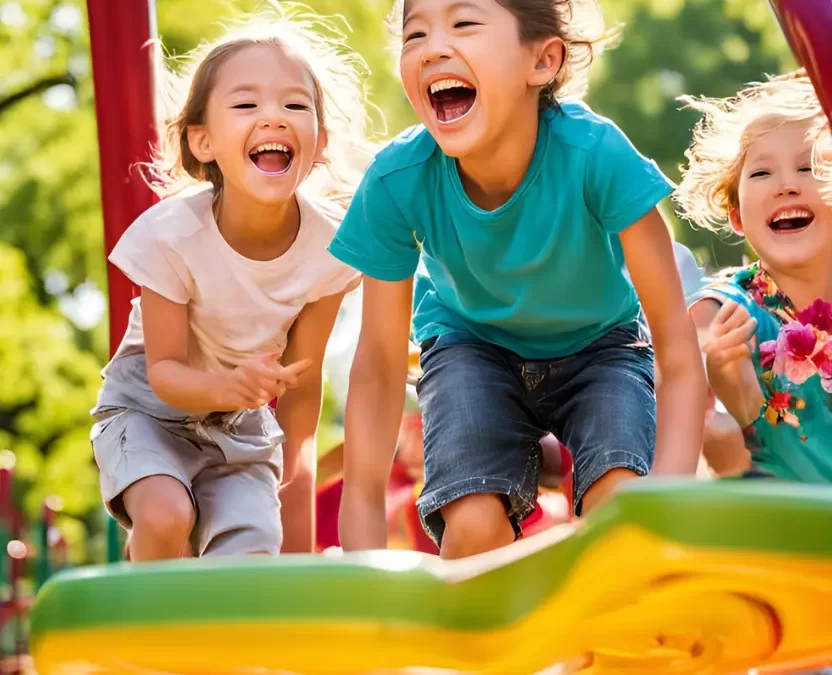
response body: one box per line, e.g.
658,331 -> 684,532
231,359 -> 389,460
772,208 -> 812,222
252,142 -> 290,154
429,78 -> 473,94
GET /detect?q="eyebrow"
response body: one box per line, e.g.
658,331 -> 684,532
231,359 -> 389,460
226,83 -> 313,98
403,0 -> 483,25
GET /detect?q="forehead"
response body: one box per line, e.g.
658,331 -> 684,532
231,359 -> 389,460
403,0 -> 491,21
212,43 -> 316,94
744,116 -> 816,159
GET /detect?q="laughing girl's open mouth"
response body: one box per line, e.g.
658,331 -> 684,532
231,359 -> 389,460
768,207 -> 815,233
428,78 -> 477,123
249,142 -> 293,174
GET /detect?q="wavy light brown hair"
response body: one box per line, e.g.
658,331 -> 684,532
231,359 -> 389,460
143,1 -> 379,205
674,69 -> 831,233
388,0 -> 618,105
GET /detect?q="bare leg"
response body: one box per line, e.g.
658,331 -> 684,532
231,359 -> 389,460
122,475 -> 195,562
580,467 -> 639,514
440,493 -> 515,560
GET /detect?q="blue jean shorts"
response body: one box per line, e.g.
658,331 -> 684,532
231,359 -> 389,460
415,319 -> 656,547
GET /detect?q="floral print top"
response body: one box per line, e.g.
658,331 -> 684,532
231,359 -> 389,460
693,263 -> 832,483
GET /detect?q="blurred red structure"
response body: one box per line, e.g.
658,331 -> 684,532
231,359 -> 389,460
87,0 -> 159,357
768,0 -> 832,126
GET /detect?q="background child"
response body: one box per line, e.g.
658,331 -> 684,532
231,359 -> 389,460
677,69 -> 832,483
91,3 -> 368,561
329,0 -> 706,559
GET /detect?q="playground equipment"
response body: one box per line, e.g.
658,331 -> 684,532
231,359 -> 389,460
25,0 -> 832,672
29,481 -> 832,674
0,464 -> 70,673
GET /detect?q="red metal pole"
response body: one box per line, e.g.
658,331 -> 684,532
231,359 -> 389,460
768,0 -> 832,126
86,0 -> 159,357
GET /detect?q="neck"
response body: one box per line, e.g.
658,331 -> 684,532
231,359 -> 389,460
763,260 -> 832,311
215,186 -> 300,261
456,102 -> 540,211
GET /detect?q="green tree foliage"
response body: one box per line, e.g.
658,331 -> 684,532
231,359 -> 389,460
0,0 -> 795,562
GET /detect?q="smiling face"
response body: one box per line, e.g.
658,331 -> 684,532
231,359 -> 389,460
187,42 -> 326,205
732,118 -> 832,273
399,0 -> 555,159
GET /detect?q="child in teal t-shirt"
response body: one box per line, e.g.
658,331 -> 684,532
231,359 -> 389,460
330,0 -> 707,558
678,69 -> 832,483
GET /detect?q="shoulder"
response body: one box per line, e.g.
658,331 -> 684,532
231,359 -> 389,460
689,266 -> 775,325
128,184 -> 214,244
297,190 -> 345,242
544,100 -> 626,153
369,124 -> 440,180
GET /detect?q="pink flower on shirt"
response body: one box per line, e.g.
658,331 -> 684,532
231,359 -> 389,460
772,322 -> 819,384
811,342 -> 832,393
797,298 -> 832,333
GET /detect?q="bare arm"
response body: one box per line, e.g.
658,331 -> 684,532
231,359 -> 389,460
339,276 -> 413,551
143,287 -> 295,414
620,209 -> 708,474
276,290 -> 348,553
277,291 -> 347,485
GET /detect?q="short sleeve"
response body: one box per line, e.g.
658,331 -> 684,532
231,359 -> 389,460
687,279 -> 770,325
328,163 -> 420,282
309,258 -> 362,302
584,121 -> 675,234
108,211 -> 194,304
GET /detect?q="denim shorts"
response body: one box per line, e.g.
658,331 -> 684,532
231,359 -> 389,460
415,319 -> 656,547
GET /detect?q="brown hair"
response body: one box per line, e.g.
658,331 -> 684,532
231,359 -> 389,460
144,2 -> 380,204
674,69 -> 830,233
388,0 -> 618,105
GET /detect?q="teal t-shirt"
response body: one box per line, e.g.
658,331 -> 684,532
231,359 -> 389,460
692,265 -> 832,484
329,102 -> 674,359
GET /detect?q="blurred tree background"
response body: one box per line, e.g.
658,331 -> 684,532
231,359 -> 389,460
0,0 -> 795,562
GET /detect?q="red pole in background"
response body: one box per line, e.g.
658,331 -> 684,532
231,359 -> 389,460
86,0 -> 159,357
768,0 -> 832,127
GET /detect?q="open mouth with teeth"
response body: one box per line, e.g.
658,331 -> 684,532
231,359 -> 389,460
768,208 -> 815,233
428,78 -> 477,123
249,142 -> 293,175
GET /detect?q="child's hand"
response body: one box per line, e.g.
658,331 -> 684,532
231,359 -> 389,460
702,300 -> 757,370
214,355 -> 313,410
702,301 -> 764,426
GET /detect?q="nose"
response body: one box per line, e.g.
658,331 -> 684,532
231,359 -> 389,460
258,105 -> 287,130
421,32 -> 452,65
774,179 -> 801,198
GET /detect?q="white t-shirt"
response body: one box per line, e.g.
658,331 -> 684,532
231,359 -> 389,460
105,184 -> 360,375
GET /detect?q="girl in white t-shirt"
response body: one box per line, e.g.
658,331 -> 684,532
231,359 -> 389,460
91,4 -> 370,561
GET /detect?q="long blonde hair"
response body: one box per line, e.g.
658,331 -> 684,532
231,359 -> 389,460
143,1 -> 380,206
674,69 -> 831,232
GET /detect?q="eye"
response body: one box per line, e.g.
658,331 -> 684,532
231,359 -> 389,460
286,103 -> 311,111
749,170 -> 769,178
404,30 -> 426,42
454,20 -> 480,28
799,165 -> 813,173
232,103 -> 256,109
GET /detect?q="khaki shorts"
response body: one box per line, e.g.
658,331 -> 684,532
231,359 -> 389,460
91,409 -> 282,556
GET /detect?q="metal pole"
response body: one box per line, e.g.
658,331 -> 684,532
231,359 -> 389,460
768,0 -> 832,125
86,0 -> 159,358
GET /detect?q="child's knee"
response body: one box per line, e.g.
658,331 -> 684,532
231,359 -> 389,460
440,493 -> 514,557
581,467 -> 638,514
124,478 -> 195,545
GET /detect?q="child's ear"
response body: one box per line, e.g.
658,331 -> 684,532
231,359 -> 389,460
314,126 -> 328,164
528,37 -> 565,88
187,125 -> 214,163
728,207 -> 745,236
